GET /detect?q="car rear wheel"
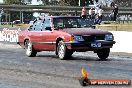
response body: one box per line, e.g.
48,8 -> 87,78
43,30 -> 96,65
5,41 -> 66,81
25,40 -> 37,57
57,40 -> 73,60
97,48 -> 110,60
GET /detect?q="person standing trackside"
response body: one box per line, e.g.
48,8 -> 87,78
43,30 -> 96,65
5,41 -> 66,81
89,8 -> 94,19
94,6 -> 103,25
112,4 -> 118,21
98,6 -> 103,24
81,7 -> 87,19
95,4 -> 100,15
110,2 -> 115,8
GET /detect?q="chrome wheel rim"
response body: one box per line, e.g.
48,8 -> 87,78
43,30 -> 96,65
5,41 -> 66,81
58,43 -> 65,59
26,42 -> 32,56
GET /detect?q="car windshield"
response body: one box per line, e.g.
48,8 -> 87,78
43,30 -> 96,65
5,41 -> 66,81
53,17 -> 94,29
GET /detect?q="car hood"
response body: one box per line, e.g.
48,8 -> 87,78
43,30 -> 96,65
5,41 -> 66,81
61,28 -> 111,35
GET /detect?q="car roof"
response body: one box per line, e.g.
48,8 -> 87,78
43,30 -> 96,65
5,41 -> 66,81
40,16 -> 81,19
50,16 -> 80,18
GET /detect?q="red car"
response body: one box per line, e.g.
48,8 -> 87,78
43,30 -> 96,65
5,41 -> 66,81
18,16 -> 115,60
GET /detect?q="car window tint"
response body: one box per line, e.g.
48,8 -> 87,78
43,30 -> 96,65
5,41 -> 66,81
64,18 -> 78,28
78,18 -> 94,28
31,22 -> 37,31
35,20 -> 42,31
53,17 -> 94,29
53,18 -> 64,28
30,20 -> 42,31
42,19 -> 51,31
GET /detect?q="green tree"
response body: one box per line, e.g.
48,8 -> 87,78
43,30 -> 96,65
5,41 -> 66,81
41,0 -> 50,5
86,0 -> 94,6
60,0 -> 97,6
113,0 -> 132,7
60,0 -> 79,6
3,0 -> 25,5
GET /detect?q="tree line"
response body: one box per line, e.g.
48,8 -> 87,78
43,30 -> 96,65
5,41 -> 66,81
3,0 -> 132,7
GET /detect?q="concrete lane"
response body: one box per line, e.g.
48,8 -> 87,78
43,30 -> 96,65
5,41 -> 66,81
0,47 -> 131,88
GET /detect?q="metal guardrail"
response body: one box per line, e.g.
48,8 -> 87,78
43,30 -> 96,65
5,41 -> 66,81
1,5 -> 88,10
1,22 -> 12,24
0,5 -> 131,15
3,10 -> 132,15
0,22 -> 13,27
0,4 -> 132,11
0,4 -> 132,24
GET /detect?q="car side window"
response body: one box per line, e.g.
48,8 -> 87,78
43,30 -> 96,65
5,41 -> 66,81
42,18 -> 51,31
30,22 -> 37,31
30,20 -> 42,31
53,18 -> 64,29
28,25 -> 32,31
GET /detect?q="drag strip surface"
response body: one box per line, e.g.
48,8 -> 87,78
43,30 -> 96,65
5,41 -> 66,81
0,46 -> 131,88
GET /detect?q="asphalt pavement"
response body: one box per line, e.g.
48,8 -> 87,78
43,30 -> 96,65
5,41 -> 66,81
0,43 -> 131,88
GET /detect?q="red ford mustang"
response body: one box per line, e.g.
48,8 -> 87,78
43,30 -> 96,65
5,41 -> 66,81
18,16 -> 115,60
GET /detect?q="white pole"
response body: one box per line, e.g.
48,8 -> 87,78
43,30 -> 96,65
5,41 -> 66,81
22,11 -> 23,24
20,11 -> 22,23
0,14 -> 1,25
79,0 -> 81,6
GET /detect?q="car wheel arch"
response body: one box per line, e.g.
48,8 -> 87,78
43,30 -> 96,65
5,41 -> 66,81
24,39 -> 30,48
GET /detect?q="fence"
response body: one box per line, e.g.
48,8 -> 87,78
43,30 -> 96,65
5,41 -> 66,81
0,22 -> 13,25
0,5 -> 132,24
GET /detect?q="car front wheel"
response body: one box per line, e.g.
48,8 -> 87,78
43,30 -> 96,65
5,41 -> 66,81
57,40 -> 73,60
97,48 -> 110,60
25,40 -> 37,57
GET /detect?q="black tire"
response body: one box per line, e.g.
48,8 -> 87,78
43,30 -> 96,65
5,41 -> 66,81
97,48 -> 110,60
57,40 -> 73,60
25,40 -> 37,57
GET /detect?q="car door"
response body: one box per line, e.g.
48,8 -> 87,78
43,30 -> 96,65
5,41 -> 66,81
28,19 -> 46,50
40,18 -> 55,51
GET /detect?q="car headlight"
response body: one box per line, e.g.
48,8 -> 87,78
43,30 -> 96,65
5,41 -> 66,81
105,34 -> 113,41
74,35 -> 84,41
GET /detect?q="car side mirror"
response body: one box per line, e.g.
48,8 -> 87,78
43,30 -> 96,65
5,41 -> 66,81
28,25 -> 33,31
45,27 -> 52,31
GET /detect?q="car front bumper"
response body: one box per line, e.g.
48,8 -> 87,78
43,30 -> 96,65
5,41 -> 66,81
65,40 -> 115,51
